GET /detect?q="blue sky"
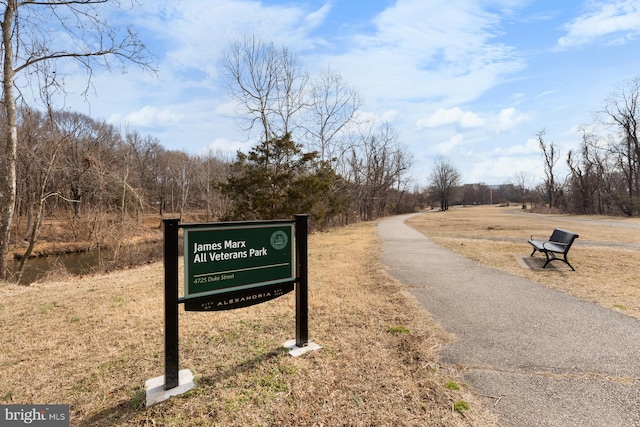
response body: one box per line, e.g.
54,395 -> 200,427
59,0 -> 640,186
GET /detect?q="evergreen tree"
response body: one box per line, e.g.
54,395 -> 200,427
218,134 -> 341,225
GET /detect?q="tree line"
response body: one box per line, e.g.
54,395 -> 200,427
5,102 -> 417,262
3,78 -> 418,280
0,1 -> 417,280
426,77 -> 640,216
6,1 -> 640,281
516,77 -> 640,216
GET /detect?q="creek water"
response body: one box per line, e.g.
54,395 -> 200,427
9,241 -> 164,285
10,251 -> 101,284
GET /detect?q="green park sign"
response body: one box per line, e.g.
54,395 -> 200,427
158,216 -> 309,395
183,223 -> 295,300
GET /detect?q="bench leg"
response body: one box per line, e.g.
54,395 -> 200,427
542,252 -> 576,271
563,254 -> 576,271
530,247 -> 576,271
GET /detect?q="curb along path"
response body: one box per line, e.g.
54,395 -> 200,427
377,214 -> 640,427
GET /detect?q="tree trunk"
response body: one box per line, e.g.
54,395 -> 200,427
0,2 -> 18,280
15,197 -> 44,283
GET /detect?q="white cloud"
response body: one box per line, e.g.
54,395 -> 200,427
495,107 -> 529,132
114,106 -> 182,128
351,110 -> 383,125
304,3 -> 332,30
138,0 -> 330,77
201,138 -> 250,159
468,155 -> 542,183
494,137 -> 540,155
535,90 -> 555,98
418,107 -> 485,129
381,110 -> 399,122
214,100 -> 241,117
557,0 -> 640,49
431,134 -> 468,156
320,0 -> 524,105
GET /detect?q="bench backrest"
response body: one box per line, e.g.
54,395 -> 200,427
549,228 -> 579,249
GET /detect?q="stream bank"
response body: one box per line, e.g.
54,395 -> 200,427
8,239 -> 166,284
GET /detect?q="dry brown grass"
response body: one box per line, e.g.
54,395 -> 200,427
407,205 -> 640,320
0,221 -> 499,426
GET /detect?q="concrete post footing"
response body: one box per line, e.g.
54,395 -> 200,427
145,369 -> 195,407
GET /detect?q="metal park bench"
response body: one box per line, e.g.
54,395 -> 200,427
528,228 -> 579,271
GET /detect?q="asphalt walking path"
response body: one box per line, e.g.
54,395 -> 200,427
377,213 -> 640,427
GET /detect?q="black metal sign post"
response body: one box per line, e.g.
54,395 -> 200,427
295,214 -> 308,347
163,218 -> 180,390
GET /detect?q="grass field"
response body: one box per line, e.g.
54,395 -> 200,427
407,204 -> 640,320
3,205 -> 637,426
0,221 -> 498,426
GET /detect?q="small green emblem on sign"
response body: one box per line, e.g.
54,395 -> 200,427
270,230 -> 288,250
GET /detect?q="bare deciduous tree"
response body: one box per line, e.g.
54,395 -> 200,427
194,149 -> 230,221
537,130 -> 563,209
602,77 -> 640,215
344,120 -> 412,220
302,69 -> 361,162
512,171 -> 535,208
0,0 -> 154,280
429,157 -> 461,211
221,34 -> 308,146
566,126 -> 605,214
